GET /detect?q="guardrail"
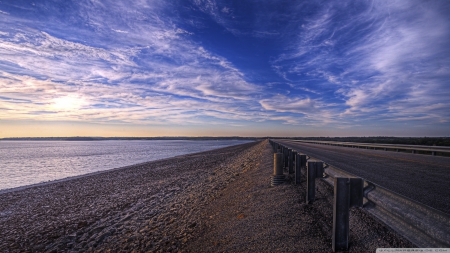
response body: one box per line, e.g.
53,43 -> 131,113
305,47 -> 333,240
269,140 -> 450,251
287,139 -> 450,156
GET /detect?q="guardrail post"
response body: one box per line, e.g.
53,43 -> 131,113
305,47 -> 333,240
306,161 -> 324,203
295,153 -> 306,185
271,152 -> 285,186
283,147 -> 288,169
274,153 -> 283,175
332,177 -> 363,252
288,149 -> 294,174
333,178 -> 350,252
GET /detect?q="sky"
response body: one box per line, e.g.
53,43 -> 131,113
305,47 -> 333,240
1,0 -> 450,137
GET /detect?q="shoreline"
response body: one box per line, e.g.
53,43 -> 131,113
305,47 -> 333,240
0,141 -> 264,252
0,160 -> 154,195
0,140 -> 414,252
0,140 -> 255,195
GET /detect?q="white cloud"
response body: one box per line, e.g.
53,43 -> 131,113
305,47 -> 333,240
260,95 -> 317,114
175,28 -> 193,35
0,0 -> 271,126
273,0 -> 450,125
2,0 -> 448,131
339,2 -> 450,121
112,29 -> 128,34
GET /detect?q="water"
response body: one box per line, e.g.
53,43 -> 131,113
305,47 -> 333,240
0,140 -> 252,191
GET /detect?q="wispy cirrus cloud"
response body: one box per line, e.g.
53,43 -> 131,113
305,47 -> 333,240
0,0 -> 267,127
260,95 -> 318,115
272,0 -> 450,126
1,0 -> 449,136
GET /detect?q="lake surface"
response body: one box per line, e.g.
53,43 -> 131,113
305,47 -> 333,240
0,140 -> 252,191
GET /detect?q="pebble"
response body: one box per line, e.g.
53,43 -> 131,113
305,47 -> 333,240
0,141 -> 414,252
0,141 -> 262,252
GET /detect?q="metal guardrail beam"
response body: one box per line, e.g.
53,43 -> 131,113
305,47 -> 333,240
324,164 -> 450,248
269,140 -> 450,248
286,139 -> 450,156
288,139 -> 450,150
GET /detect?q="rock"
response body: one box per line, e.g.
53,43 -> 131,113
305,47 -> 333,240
77,221 -> 88,229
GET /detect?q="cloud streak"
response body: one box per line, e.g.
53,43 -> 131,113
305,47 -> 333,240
273,0 -> 450,127
1,0 -> 449,136
0,0 -> 269,127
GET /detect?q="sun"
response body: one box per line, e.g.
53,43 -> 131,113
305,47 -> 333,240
51,95 -> 85,111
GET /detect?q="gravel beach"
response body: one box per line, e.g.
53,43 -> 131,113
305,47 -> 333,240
0,140 -> 413,252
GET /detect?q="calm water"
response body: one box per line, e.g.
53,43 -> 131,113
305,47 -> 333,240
0,140 -> 252,191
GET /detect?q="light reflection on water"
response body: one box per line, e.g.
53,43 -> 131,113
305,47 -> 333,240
0,140 -> 251,191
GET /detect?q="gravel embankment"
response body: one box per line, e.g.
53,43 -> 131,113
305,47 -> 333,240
184,140 -> 414,252
0,140 -> 414,252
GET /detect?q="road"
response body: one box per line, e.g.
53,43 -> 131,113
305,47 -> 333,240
276,140 -> 450,214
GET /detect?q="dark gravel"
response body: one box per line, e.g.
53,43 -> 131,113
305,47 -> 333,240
0,140 -> 414,252
184,140 -> 414,252
0,141 -> 262,252
277,140 -> 450,214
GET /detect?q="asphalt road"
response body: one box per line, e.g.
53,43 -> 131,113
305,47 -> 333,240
276,140 -> 450,214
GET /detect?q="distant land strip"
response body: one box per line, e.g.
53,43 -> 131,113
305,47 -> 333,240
0,137 -> 260,141
1,136 -> 449,146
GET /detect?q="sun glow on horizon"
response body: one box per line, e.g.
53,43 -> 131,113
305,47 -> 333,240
1,0 -> 449,137
50,95 -> 86,112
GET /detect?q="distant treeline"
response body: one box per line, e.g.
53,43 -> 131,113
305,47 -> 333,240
0,136 -> 259,141
282,137 -> 450,147
3,136 -> 449,146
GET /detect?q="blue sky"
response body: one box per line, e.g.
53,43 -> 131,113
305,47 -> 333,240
1,0 -> 449,137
